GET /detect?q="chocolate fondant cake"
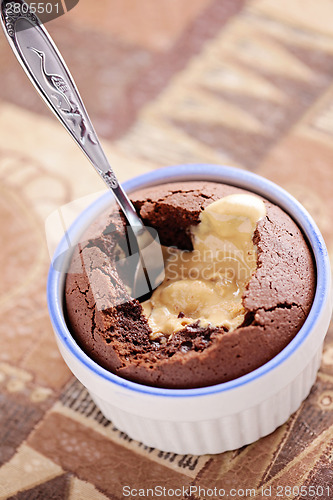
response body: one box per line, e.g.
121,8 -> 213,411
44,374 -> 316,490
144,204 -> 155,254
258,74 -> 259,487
65,181 -> 316,389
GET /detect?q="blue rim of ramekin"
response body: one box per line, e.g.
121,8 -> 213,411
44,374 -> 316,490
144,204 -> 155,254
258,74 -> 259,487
47,165 -> 331,397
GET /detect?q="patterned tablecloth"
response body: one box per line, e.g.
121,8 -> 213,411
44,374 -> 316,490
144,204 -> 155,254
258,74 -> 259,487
0,1 -> 333,498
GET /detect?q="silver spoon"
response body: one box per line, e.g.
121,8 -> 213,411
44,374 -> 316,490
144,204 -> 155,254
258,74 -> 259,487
0,0 -> 164,299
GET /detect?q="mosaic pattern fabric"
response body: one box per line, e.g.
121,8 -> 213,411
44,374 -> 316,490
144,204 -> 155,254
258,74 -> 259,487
0,1 -> 333,498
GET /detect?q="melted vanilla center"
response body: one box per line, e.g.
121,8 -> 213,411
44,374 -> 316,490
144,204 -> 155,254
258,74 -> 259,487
142,194 -> 266,340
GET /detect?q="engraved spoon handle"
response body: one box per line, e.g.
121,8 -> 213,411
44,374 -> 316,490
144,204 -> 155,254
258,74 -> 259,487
0,0 -> 143,230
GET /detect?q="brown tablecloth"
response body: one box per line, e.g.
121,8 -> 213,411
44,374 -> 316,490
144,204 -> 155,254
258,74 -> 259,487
0,1 -> 333,498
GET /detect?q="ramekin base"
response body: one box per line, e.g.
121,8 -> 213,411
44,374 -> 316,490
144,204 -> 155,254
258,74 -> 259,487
87,346 -> 322,455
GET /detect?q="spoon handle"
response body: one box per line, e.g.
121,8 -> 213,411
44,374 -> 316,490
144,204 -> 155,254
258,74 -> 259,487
0,0 -> 143,229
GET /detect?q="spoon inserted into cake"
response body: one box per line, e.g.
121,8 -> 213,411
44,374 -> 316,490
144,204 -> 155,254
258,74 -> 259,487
0,0 -> 164,299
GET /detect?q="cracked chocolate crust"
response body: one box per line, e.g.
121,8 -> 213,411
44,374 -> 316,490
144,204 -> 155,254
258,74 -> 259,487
65,181 -> 316,389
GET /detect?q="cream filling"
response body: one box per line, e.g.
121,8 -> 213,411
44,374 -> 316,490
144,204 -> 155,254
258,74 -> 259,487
142,194 -> 266,340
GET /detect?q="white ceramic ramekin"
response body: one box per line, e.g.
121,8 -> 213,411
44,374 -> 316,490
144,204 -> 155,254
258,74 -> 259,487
47,165 -> 332,455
